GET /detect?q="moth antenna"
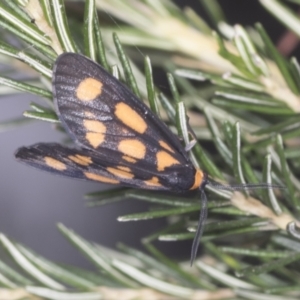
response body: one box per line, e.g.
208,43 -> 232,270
207,178 -> 285,191
190,174 -> 208,266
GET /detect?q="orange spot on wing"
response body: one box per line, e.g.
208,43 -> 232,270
44,157 -> 67,171
76,78 -> 103,101
144,176 -> 161,187
118,139 -> 146,159
84,172 -> 119,184
107,167 -> 134,179
156,151 -> 180,171
84,120 -> 106,148
68,155 -> 92,166
115,102 -> 147,133
85,111 -> 96,118
117,166 -> 131,172
122,155 -> 137,163
159,140 -> 174,153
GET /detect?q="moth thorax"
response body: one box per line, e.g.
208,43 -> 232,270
176,167 -> 203,191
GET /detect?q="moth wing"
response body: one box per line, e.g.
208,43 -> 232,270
15,143 -> 176,190
52,53 -> 190,171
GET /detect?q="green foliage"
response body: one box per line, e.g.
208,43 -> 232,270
0,0 -> 300,299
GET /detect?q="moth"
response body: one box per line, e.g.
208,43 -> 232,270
15,53 -> 280,265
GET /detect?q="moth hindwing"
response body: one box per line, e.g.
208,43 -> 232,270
16,53 -> 204,192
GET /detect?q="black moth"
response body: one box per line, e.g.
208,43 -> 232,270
15,53 -> 281,265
